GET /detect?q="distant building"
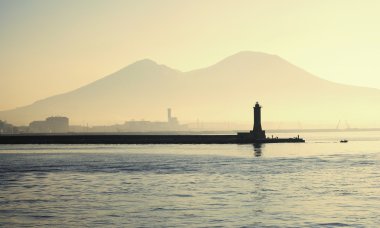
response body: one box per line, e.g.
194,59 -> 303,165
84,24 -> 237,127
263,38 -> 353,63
60,109 -> 188,133
46,117 -> 69,132
167,108 -> 178,124
122,108 -> 187,132
29,121 -> 49,133
0,120 -> 18,134
29,116 -> 69,133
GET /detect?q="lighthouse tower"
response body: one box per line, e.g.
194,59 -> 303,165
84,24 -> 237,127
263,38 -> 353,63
251,102 -> 266,139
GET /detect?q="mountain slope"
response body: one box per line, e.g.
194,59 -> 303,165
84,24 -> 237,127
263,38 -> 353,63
1,51 -> 380,127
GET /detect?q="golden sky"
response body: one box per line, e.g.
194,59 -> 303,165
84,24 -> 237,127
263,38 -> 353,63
1,0 -> 380,111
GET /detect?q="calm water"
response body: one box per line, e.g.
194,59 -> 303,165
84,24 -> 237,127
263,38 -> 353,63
1,131 -> 380,227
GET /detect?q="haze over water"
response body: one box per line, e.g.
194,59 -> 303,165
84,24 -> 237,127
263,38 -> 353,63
1,131 -> 379,227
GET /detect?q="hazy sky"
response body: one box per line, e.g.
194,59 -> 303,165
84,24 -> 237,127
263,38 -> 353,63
1,0 -> 380,111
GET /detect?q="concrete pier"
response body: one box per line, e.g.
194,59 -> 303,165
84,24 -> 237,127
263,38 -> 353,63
0,134 -> 305,144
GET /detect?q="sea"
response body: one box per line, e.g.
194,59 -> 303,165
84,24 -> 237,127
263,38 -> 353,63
0,131 -> 380,227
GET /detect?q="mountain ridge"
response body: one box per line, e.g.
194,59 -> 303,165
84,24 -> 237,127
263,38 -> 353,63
1,51 -> 380,127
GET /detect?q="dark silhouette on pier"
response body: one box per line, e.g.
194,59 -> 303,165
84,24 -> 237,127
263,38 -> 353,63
252,102 -> 266,139
237,102 -> 304,143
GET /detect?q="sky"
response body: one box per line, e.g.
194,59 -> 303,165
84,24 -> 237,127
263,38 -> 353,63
1,0 -> 380,111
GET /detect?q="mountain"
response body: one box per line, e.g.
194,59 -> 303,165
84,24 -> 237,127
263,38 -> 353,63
1,51 -> 380,128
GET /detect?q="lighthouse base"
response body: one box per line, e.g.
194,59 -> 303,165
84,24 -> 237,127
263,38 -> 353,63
237,130 -> 266,142
250,130 -> 266,139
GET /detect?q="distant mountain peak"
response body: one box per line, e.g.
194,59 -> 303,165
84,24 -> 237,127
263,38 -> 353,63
129,58 -> 158,67
125,58 -> 180,73
232,50 -> 276,57
200,51 -> 282,72
135,58 -> 157,64
220,51 -> 279,63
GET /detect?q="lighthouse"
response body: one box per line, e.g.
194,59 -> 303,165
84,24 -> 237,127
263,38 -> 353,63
237,102 -> 304,143
251,102 -> 266,139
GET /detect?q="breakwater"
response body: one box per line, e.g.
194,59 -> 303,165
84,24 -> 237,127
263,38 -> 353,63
0,134 -> 305,144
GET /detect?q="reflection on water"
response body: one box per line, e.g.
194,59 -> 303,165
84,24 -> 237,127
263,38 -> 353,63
253,143 -> 263,157
0,131 -> 380,227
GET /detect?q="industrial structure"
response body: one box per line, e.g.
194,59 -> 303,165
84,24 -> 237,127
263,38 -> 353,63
121,108 -> 186,132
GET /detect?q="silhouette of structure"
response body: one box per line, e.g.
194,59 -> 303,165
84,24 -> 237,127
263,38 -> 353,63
0,120 -> 19,134
29,116 -> 69,133
66,109 -> 187,133
237,102 -> 268,141
120,108 -> 186,132
167,108 -> 179,125
236,102 -> 304,143
251,102 -> 266,139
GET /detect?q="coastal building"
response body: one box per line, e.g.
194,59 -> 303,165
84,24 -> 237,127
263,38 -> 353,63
70,109 -> 187,133
29,116 -> 69,133
46,117 -> 69,132
0,120 -> 18,134
123,108 -> 187,132
29,120 -> 49,133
